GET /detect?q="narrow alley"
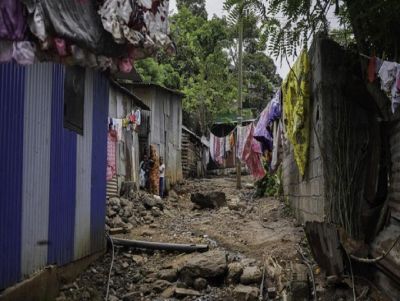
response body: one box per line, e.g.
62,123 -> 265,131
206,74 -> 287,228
56,176 -> 388,301
1,1 -> 400,301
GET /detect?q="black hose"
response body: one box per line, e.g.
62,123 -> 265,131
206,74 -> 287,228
110,237 -> 209,253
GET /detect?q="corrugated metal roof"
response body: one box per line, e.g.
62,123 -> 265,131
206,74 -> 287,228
119,81 -> 185,97
109,80 -> 150,111
0,62 -> 25,290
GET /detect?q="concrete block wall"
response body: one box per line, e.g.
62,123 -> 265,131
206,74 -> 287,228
282,101 -> 325,223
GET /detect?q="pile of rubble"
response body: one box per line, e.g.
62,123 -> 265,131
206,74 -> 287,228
105,190 -> 177,234
57,246 -> 274,301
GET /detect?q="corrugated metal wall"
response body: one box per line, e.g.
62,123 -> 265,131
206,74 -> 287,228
74,69 -> 94,260
0,62 -> 25,289
130,86 -> 183,187
108,86 -> 142,190
0,62 -> 109,290
48,64 -> 77,266
21,63 -> 53,277
91,71 -> 109,252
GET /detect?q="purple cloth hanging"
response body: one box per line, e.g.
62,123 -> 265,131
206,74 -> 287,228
254,89 -> 282,153
0,0 -> 27,40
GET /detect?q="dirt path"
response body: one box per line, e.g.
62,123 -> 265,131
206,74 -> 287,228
57,176 -> 389,301
124,176 -> 304,262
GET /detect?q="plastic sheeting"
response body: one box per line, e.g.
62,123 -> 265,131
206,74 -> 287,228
0,0 -> 27,41
21,0 -> 126,56
99,0 -> 174,58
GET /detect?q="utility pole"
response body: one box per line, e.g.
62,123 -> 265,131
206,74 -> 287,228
236,13 -> 243,190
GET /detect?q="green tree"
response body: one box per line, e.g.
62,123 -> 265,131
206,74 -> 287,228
176,0 -> 207,19
135,5 -> 281,134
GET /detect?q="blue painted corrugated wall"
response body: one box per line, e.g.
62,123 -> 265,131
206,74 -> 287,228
48,64 -> 77,266
0,63 -> 25,289
0,62 -> 109,290
91,72 -> 109,252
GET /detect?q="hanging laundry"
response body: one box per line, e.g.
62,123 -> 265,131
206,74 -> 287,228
270,120 -> 283,173
214,136 -> 225,165
0,0 -> 27,41
242,124 -> 265,179
236,124 -> 252,160
135,109 -> 141,126
225,135 -> 231,153
209,134 -> 215,161
378,61 -> 400,113
378,61 -> 398,93
254,89 -> 282,153
107,130 -> 118,181
229,132 -> 235,149
112,118 -> 123,140
282,50 -> 310,177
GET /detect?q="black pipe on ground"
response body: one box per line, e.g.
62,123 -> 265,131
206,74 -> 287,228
109,237 -> 209,253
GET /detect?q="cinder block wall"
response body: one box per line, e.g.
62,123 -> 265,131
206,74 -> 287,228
282,38 -> 328,223
282,37 -> 373,225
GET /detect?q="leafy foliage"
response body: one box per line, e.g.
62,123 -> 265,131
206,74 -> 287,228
136,5 -> 281,134
176,0 -> 207,19
223,1 -> 400,62
255,166 -> 283,198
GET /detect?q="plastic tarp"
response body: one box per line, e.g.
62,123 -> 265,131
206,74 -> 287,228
0,0 -> 27,40
21,0 -> 126,56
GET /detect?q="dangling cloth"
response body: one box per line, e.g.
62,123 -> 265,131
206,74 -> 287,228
107,130 -> 117,181
282,50 -> 311,177
270,120 -> 283,173
209,133 -> 215,161
242,124 -> 265,179
254,89 -> 282,153
225,135 -> 231,153
377,61 -> 400,113
236,124 -> 252,160
215,136 -> 225,165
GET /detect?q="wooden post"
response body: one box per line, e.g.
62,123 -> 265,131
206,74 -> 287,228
236,16 -> 243,189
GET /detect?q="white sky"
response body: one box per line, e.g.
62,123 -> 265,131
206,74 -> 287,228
169,0 -> 340,79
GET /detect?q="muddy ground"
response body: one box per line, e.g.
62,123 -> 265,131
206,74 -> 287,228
57,176 -> 390,301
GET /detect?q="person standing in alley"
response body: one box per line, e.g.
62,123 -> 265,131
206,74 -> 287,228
139,154 -> 150,190
149,145 -> 159,195
159,157 -> 165,198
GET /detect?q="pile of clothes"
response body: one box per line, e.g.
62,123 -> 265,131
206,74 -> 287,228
0,0 -> 174,71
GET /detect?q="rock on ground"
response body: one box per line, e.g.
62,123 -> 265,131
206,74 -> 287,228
227,262 -> 244,284
190,191 -> 227,209
178,250 -> 227,282
157,269 -> 178,282
240,266 -> 262,285
175,287 -> 201,297
234,285 -> 260,301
